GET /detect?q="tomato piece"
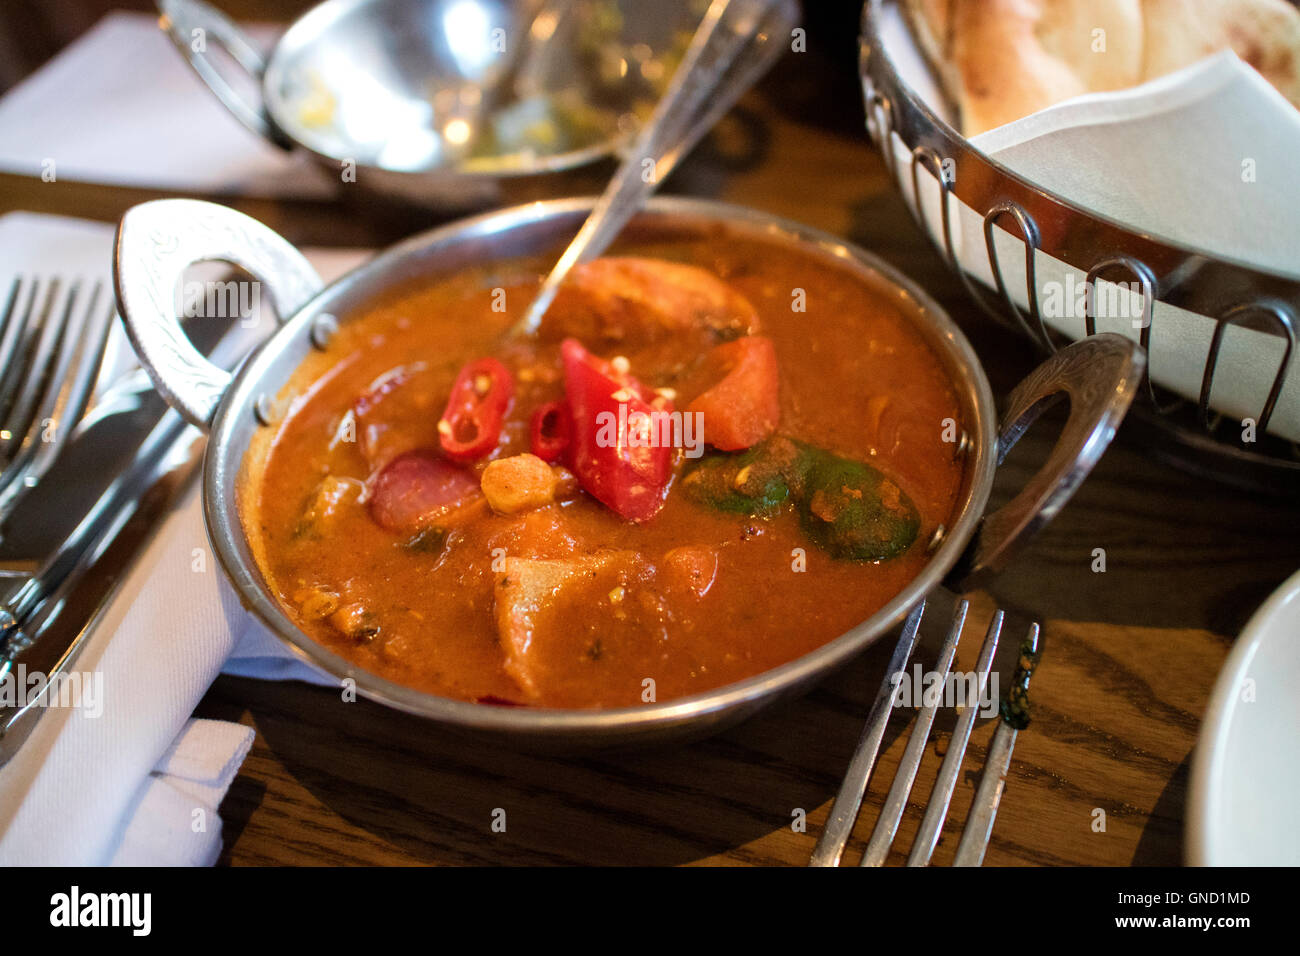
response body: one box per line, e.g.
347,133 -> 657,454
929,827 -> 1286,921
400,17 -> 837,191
437,357 -> 513,462
560,338 -> 673,522
529,401 -> 572,463
369,450 -> 480,533
687,336 -> 780,451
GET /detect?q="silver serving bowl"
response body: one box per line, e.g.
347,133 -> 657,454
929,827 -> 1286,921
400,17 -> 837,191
113,196 -> 1142,747
157,0 -> 714,207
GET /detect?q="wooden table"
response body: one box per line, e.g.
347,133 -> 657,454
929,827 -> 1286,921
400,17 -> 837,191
3,18 -> 1298,866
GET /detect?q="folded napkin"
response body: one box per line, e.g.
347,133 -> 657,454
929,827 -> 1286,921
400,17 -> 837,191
880,5 -> 1300,443
109,718 -> 257,867
0,212 -> 367,866
0,11 -> 333,199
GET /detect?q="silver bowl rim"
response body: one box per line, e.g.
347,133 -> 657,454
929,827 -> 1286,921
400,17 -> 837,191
261,0 -> 639,178
204,195 -> 999,736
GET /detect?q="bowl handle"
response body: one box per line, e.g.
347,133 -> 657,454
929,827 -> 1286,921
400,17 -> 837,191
950,333 -> 1146,590
113,198 -> 324,429
156,0 -> 293,149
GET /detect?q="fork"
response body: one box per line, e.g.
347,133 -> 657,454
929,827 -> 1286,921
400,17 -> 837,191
810,597 -> 1041,866
0,276 -> 115,531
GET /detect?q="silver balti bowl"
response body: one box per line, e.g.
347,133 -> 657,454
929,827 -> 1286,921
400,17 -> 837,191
113,196 -> 1142,748
157,0 -> 718,209
860,0 -> 1300,493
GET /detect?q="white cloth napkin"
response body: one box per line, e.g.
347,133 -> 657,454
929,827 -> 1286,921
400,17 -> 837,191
0,11 -> 334,199
880,5 -> 1300,443
109,718 -> 258,867
0,212 -> 367,866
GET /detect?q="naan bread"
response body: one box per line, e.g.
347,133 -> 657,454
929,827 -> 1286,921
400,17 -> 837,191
901,0 -> 959,98
1142,0 -> 1300,107
903,0 -> 1300,135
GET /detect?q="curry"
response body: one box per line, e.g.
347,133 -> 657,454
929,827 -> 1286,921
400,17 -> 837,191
251,230 -> 968,708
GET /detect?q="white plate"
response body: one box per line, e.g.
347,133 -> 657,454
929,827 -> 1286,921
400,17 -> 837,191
1187,567 -> 1300,865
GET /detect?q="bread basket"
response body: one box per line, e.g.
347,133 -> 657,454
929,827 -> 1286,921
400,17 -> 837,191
859,0 -> 1299,492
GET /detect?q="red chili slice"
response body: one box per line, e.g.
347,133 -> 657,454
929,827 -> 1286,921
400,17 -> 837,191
369,450 -> 480,533
529,400 -> 572,463
561,338 -> 673,522
437,357 -> 513,462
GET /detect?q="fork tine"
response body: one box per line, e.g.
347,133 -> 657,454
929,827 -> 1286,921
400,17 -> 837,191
0,278 -> 27,376
859,598 -> 968,866
952,621 -> 1041,867
809,599 -> 927,867
0,278 -> 43,434
0,281 -> 113,525
0,279 -> 69,463
47,281 -> 115,432
905,608 -> 1004,866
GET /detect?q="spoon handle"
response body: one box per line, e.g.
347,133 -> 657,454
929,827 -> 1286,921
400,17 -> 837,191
512,0 -> 794,337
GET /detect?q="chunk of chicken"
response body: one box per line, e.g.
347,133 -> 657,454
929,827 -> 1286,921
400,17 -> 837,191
292,585 -> 341,620
542,257 -> 760,348
295,476 -> 364,537
328,602 -> 379,643
493,551 -> 638,699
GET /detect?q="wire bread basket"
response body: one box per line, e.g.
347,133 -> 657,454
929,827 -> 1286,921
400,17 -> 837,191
859,0 -> 1299,493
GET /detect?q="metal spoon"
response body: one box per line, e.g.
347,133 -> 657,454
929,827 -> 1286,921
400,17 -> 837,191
509,0 -> 797,338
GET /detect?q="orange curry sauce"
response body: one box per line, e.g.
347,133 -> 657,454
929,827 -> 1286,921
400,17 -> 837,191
251,232 -> 967,708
